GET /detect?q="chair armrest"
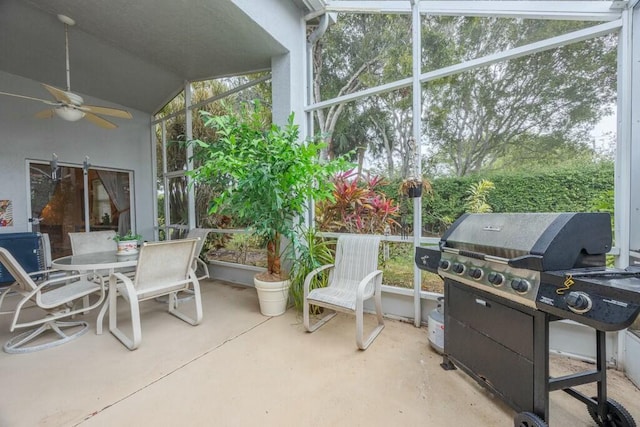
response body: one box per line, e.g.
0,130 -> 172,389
356,270 -> 383,303
20,272 -> 100,301
303,264 -> 334,296
27,268 -> 60,277
109,271 -> 136,300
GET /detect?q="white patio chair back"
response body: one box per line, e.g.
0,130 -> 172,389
134,239 -> 197,300
69,230 -> 117,255
185,228 -> 210,280
303,234 -> 384,350
332,235 -> 381,297
0,248 -> 105,353
0,248 -> 38,295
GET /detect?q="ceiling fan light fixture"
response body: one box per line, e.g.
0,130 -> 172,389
55,106 -> 85,122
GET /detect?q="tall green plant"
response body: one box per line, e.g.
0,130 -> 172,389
188,101 -> 349,279
288,227 -> 336,313
465,179 -> 495,213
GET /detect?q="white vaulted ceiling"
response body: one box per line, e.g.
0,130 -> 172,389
0,0 -> 297,114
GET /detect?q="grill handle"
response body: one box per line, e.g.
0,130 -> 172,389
508,254 -> 544,271
442,246 -> 543,270
442,247 -> 510,265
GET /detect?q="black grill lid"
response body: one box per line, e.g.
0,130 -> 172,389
440,212 -> 612,271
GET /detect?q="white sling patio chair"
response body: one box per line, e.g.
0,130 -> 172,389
0,248 -> 105,353
69,230 -> 119,310
303,235 -> 384,350
108,239 -> 202,350
185,228 -> 210,280
69,230 -> 118,254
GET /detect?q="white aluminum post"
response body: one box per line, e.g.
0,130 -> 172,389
614,7 -> 634,371
324,1 -> 620,21
185,82 -> 196,230
411,0 -> 422,327
162,121 -> 170,239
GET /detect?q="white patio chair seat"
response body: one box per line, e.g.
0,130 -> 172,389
303,235 -> 384,350
108,239 -> 203,350
0,248 -> 105,353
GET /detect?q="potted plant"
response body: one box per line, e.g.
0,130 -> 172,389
113,231 -> 143,254
188,101 -> 348,316
399,177 -> 432,198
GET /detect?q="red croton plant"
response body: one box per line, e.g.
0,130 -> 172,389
315,170 -> 400,234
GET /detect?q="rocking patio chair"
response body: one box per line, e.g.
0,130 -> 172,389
303,235 -> 384,350
108,239 -> 202,350
0,248 -> 105,353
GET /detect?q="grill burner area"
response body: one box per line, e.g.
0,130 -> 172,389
416,212 -> 639,427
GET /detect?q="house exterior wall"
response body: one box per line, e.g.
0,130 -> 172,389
233,0 -> 307,129
0,71 -> 155,240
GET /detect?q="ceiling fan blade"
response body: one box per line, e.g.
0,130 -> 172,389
34,109 -> 55,119
84,112 -> 117,129
0,91 -> 58,106
81,105 -> 132,119
42,83 -> 73,104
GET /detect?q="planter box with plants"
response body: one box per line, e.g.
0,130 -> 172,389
189,101 -> 349,316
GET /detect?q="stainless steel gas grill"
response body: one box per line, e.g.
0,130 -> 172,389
415,212 -> 639,427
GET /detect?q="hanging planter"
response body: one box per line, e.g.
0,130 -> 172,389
399,178 -> 432,199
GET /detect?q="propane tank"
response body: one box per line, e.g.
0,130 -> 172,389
428,297 -> 445,354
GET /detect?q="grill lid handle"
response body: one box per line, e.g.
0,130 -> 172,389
508,254 -> 544,270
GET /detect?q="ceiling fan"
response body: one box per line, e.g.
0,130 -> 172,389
0,14 -> 132,129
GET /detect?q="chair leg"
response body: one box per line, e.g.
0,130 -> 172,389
355,296 -> 385,350
109,283 -> 142,350
196,258 -> 210,281
96,298 -> 108,335
303,299 -> 337,333
167,280 -> 203,325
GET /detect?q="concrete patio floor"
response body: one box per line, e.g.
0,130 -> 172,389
1,280 -> 639,426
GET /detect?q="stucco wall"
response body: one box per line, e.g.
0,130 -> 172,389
0,71 -> 155,240
233,0 -> 307,129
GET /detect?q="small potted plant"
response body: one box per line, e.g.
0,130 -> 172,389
399,177 -> 432,198
113,231 -> 143,254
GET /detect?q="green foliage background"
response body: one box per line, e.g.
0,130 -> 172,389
396,160 -> 613,234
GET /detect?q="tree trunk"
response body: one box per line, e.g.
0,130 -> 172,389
266,235 -> 281,276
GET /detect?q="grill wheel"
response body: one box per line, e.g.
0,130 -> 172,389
587,397 -> 636,427
514,412 -> 547,427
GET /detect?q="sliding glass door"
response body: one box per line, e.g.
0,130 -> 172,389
28,160 -> 133,260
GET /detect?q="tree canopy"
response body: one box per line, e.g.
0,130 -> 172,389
314,14 -> 617,177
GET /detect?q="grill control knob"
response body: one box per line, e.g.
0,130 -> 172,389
510,278 -> 530,294
487,272 -> 505,286
452,263 -> 465,275
565,291 -> 592,314
438,259 -> 451,271
468,268 -> 483,280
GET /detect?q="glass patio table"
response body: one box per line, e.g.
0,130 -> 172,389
52,251 -> 138,334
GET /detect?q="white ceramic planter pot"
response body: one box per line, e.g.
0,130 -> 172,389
253,275 -> 291,316
116,240 -> 138,255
